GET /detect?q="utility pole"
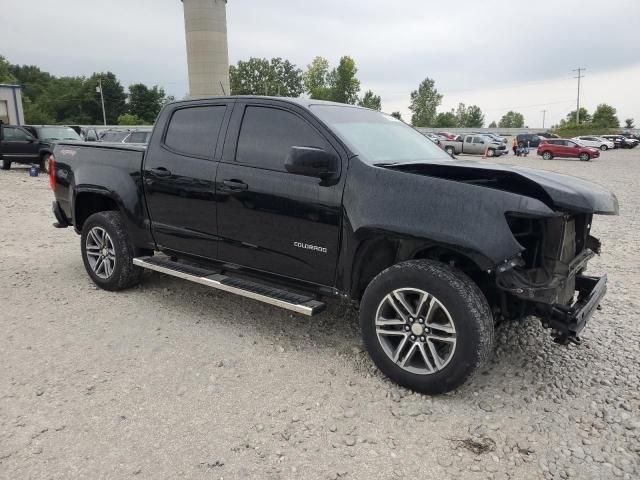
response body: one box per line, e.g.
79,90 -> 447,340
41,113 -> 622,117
541,110 -> 547,129
96,79 -> 107,126
572,68 -> 585,124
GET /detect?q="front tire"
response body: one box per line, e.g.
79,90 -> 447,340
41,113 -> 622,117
579,152 -> 591,162
487,149 -> 495,157
360,260 -> 494,394
80,211 -> 143,291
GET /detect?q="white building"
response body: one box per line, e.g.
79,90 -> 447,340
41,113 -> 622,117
0,84 -> 24,125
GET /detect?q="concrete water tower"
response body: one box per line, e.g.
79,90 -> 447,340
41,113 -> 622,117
181,0 -> 230,97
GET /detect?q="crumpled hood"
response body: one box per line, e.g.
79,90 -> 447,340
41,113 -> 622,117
383,159 -> 619,215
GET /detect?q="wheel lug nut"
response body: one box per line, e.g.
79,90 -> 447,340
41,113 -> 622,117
420,336 -> 426,342
409,317 -> 414,323
410,335 -> 416,341
418,318 -> 424,324
404,326 -> 410,331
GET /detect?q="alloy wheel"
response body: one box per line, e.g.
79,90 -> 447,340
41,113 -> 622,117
375,288 -> 457,375
85,226 -> 116,279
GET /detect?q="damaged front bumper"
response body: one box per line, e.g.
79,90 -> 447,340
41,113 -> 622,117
545,275 -> 607,343
495,248 -> 607,343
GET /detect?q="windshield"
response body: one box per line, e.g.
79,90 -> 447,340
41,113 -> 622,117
36,127 -> 80,141
311,105 -> 451,164
100,131 -> 129,142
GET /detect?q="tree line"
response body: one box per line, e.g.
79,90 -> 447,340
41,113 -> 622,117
1,54 -> 632,130
0,55 -> 172,125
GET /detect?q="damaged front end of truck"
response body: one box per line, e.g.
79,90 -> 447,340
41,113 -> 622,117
497,212 -> 608,344
375,159 -> 619,345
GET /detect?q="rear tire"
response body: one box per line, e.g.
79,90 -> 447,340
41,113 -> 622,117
40,153 -> 51,174
542,151 -> 553,160
359,260 -> 494,394
1,159 -> 11,170
445,146 -> 455,156
80,211 -> 143,291
600,145 -> 608,151
579,152 -> 590,162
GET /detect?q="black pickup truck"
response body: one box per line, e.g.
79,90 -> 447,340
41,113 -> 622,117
50,97 -> 618,394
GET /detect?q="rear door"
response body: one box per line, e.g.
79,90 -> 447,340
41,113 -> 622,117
471,136 -> 486,154
463,135 -> 474,153
563,140 -> 580,157
215,101 -> 345,286
0,126 -> 40,163
143,101 -> 233,259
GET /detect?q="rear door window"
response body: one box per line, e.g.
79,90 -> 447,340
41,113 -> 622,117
164,105 -> 226,159
235,106 -> 327,172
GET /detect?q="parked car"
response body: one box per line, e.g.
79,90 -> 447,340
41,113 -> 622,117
0,124 -> 80,172
436,131 -> 457,140
537,132 -> 560,139
99,128 -> 152,144
475,132 -> 507,144
537,139 -> 600,161
601,135 -> 638,149
440,134 -> 508,157
572,136 -> 615,151
50,96 -> 617,394
516,133 -> 543,148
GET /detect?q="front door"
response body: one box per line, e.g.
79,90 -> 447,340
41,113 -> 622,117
215,103 -> 344,286
0,126 -> 40,163
143,102 -> 232,259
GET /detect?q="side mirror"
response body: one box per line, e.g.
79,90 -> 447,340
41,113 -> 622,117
26,136 -> 36,143
285,146 -> 338,178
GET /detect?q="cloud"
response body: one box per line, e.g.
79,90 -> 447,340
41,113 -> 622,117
1,0 -> 638,126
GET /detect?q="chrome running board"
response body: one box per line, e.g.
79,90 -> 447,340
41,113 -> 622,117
133,256 -> 326,316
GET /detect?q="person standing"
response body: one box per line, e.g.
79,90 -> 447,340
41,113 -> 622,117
512,137 -> 518,155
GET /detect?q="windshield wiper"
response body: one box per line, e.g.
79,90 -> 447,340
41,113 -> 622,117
373,162 -> 400,167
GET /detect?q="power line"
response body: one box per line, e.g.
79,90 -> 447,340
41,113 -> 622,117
573,68 -> 586,124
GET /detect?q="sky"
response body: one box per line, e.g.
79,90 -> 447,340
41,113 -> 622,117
2,0 -> 639,127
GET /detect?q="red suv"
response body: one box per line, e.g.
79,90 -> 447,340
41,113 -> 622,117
537,139 -> 600,161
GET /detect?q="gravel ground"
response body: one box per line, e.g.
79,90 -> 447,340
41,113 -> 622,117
1,149 -> 639,480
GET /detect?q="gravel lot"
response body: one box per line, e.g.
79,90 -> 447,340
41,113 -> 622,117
1,149 -> 639,480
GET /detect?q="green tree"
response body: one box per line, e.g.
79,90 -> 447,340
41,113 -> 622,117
230,57 -> 303,97
118,113 -> 144,125
409,77 -> 442,127
81,72 -> 127,124
488,120 -> 497,128
498,111 -> 524,128
624,118 -> 635,128
454,103 -> 468,127
592,104 -> 620,128
390,111 -> 403,121
127,83 -> 166,124
565,107 -> 591,124
303,56 -> 332,100
328,56 -> 360,104
465,105 -> 484,128
0,56 -> 17,83
357,90 -> 381,110
40,76 -> 89,124
434,111 -> 457,127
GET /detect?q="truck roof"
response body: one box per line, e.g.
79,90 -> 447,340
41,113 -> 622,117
168,96 -> 367,111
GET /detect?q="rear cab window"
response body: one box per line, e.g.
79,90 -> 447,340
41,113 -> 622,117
164,105 -> 227,158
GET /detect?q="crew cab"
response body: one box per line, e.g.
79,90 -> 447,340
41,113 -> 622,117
537,139 -> 600,161
50,97 -> 617,394
440,134 -> 508,157
0,124 -> 81,172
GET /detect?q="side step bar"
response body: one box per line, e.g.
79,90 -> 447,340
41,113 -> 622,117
133,256 -> 326,316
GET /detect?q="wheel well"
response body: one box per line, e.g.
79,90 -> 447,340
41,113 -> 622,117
351,239 -> 487,301
74,193 -> 119,230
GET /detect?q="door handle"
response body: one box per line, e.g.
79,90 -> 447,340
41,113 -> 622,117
150,167 -> 171,178
222,179 -> 248,191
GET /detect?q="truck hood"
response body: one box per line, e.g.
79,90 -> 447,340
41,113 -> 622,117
382,159 -> 619,215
